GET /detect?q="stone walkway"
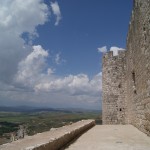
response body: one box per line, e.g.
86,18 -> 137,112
65,125 -> 150,150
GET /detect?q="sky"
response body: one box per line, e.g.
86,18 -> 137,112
0,0 -> 133,110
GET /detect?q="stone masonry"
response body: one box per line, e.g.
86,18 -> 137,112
102,51 -> 127,124
0,120 -> 95,150
102,0 -> 150,136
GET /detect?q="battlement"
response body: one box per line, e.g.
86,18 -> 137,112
103,50 -> 126,60
103,51 -> 113,59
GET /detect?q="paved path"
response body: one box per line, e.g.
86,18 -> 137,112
65,125 -> 150,150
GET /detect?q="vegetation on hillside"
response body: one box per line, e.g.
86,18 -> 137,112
0,110 -> 102,145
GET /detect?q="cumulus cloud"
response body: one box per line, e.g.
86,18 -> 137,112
98,46 -> 107,53
51,1 -> 62,26
0,0 -> 101,109
34,73 -> 102,96
15,45 -> 49,87
15,45 -> 102,96
0,0 -> 49,83
14,45 -> 102,103
0,0 -> 49,32
110,46 -> 125,56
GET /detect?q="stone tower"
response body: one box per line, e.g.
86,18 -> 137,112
102,51 -> 127,124
102,0 -> 150,136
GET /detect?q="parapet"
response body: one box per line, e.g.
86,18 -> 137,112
0,120 -> 95,150
103,50 -> 126,61
103,51 -> 113,59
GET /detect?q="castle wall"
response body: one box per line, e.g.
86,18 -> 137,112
126,0 -> 150,136
102,51 -> 127,124
102,0 -> 150,135
102,0 -> 150,136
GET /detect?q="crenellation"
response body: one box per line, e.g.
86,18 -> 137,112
103,51 -> 113,59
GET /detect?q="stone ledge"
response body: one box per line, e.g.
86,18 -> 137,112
0,120 -> 95,150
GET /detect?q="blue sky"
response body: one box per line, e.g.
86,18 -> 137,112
0,0 -> 132,110
35,0 -> 132,77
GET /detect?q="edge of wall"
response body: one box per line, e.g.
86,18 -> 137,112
0,120 -> 95,150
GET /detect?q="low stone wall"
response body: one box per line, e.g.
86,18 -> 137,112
0,120 -> 95,150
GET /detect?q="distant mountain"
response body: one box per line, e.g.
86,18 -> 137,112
0,106 -> 59,113
0,106 -> 101,113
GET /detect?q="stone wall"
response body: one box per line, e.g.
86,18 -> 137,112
102,0 -> 150,136
126,0 -> 150,136
0,120 -> 95,150
102,51 -> 127,124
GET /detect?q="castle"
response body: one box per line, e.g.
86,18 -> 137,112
102,0 -> 150,136
0,0 -> 150,149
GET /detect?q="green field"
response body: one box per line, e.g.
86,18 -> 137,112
0,110 -> 101,145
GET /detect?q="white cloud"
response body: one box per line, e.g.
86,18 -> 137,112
98,46 -> 107,53
0,0 -> 49,83
47,68 -> 54,75
15,45 -> 102,100
110,46 -> 125,56
15,45 -> 102,97
34,73 -> 102,97
51,1 -> 62,26
13,44 -> 102,109
55,53 -> 61,64
54,52 -> 65,65
0,0 -> 101,109
0,0 -> 49,33
15,45 -> 49,87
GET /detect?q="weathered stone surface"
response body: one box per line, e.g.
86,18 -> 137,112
66,125 -> 150,150
126,0 -> 150,136
102,51 -> 127,124
0,120 -> 95,150
102,0 -> 150,136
